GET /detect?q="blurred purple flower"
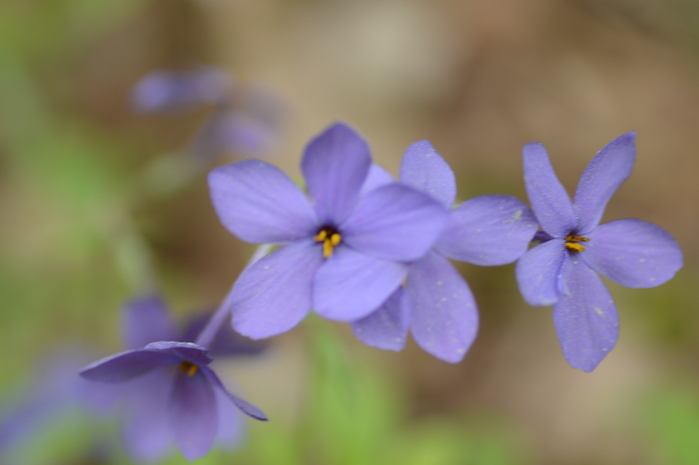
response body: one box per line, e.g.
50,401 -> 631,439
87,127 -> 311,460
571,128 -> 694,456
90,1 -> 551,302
208,123 -> 448,339
132,68 -> 284,160
516,132 -> 683,372
190,83 -> 284,160
131,67 -> 232,112
81,295 -> 267,462
0,348 -> 119,455
351,142 -> 538,363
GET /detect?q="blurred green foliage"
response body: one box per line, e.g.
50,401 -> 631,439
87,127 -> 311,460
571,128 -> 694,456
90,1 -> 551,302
641,383 -> 699,465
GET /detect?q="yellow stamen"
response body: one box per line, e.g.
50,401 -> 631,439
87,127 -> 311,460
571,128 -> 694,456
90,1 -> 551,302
323,240 -> 333,258
564,234 -> 589,253
314,230 -> 328,242
180,361 -> 199,377
330,233 -> 341,246
315,227 -> 342,258
565,242 -> 586,253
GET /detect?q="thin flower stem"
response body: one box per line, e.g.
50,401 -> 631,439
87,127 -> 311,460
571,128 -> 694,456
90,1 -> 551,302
194,244 -> 273,348
195,282 -> 236,348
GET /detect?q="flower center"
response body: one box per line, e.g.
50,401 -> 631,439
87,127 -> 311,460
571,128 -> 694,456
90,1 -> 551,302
564,234 -> 589,253
314,226 -> 342,258
179,361 -> 199,377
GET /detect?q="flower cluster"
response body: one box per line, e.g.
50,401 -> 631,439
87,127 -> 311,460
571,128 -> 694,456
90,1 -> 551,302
208,122 -> 682,371
79,120 -> 682,463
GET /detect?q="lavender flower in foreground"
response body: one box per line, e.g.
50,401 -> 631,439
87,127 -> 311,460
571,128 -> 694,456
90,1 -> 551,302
81,295 -> 267,462
351,141 -> 538,362
516,132 -> 683,372
208,123 -> 448,339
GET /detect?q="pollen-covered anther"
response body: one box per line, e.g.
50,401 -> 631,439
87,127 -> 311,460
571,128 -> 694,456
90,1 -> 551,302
565,234 -> 590,253
179,361 -> 199,377
314,227 -> 342,258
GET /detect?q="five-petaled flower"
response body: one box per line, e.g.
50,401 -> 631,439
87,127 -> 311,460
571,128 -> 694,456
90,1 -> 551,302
515,132 -> 683,372
208,123 -> 448,339
80,295 -> 267,462
351,141 -> 538,362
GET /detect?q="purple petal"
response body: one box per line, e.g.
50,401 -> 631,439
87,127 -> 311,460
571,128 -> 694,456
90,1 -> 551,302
217,111 -> 278,157
406,252 -> 479,363
191,109 -> 278,161
77,375 -> 122,414
583,219 -> 683,288
399,140 -> 456,209
41,350 -> 121,412
122,294 -> 177,349
436,195 -> 538,265
515,239 -> 567,306
208,160 -> 318,244
360,163 -> 394,195
121,369 -> 174,463
131,68 -> 231,113
553,257 -> 619,372
80,350 -> 182,383
232,240 -> 323,339
0,349 -> 121,451
342,184 -> 447,262
169,371 -> 218,461
301,123 -> 371,224
213,384 -> 246,449
81,343 -> 211,382
533,230 -> 554,243
0,392 -> 62,452
142,341 -> 213,367
574,133 -> 635,234
313,247 -> 407,321
351,287 -> 409,351
201,367 -> 268,421
522,143 -> 576,237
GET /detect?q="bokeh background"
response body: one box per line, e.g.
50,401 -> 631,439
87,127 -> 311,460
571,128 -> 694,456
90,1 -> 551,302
2,0 -> 699,464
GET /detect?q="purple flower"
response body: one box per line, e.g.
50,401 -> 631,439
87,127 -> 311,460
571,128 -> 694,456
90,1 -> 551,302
208,123 -> 449,339
516,132 -> 683,372
189,101 -> 283,161
350,141 -> 538,362
81,295 -> 267,462
132,69 -> 283,160
131,67 -> 232,112
0,348 -> 119,455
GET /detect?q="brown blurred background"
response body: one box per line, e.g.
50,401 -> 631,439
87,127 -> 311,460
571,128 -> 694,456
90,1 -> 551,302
2,1 -> 699,464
